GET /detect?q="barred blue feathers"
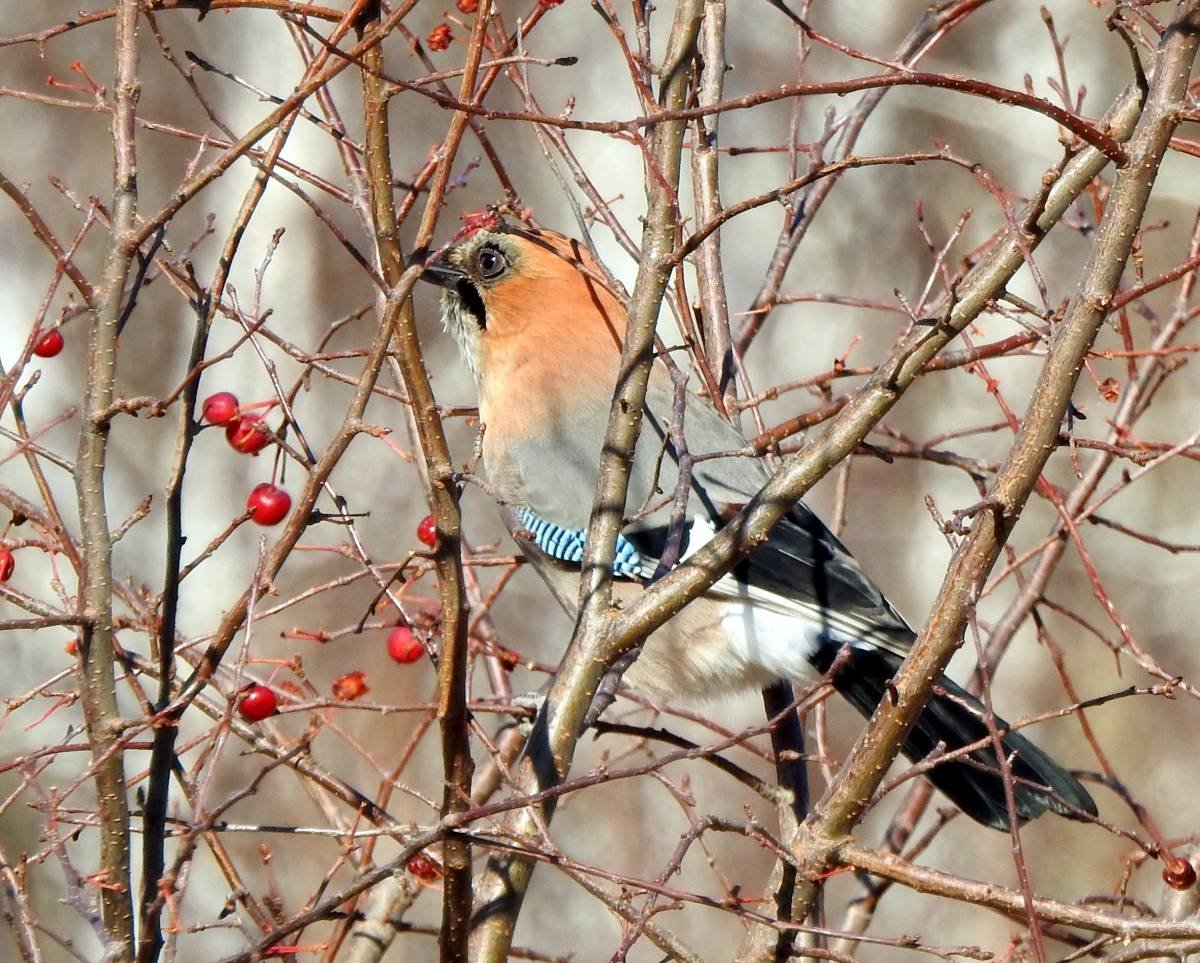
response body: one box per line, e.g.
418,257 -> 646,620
517,508 -> 645,580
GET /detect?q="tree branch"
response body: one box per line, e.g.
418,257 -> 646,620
74,2 -> 141,956
360,1 -> 487,957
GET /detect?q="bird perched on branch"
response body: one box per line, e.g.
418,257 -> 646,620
421,222 -> 1097,830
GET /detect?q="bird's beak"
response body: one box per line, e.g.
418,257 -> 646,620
420,254 -> 467,289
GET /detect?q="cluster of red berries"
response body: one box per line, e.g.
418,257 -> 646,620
432,0 -> 562,47
201,391 -> 291,527
232,472 -> 437,725
202,391 -> 276,456
237,634 -> 422,725
436,0 -> 564,50
378,515 -> 441,663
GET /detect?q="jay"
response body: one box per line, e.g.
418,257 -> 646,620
421,223 -> 1097,830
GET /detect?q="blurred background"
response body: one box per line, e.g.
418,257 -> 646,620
3,1 -> 1199,959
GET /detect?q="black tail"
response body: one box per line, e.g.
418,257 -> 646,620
812,644 -> 1097,830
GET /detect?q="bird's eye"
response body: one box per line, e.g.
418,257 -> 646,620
474,246 -> 508,281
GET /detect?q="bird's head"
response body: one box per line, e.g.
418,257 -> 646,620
421,226 -> 625,386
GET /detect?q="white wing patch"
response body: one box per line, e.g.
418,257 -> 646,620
675,514 -> 878,684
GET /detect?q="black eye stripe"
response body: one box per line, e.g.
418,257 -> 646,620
458,280 -> 486,329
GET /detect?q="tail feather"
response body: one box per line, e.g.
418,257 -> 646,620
812,644 -> 1097,830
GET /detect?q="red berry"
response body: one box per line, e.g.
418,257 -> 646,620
0,550 -> 14,582
202,391 -> 240,426
387,626 -> 423,664
407,853 -> 443,881
238,684 -> 277,722
427,23 -> 452,51
226,413 -> 271,454
538,0 -> 565,7
456,0 -> 478,11
416,514 -> 437,548
1165,857 -> 1197,891
33,329 -> 64,358
332,670 -> 370,701
247,483 -> 291,526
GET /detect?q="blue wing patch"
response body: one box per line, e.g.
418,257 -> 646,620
517,508 -> 645,580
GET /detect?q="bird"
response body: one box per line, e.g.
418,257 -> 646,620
420,222 -> 1098,830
